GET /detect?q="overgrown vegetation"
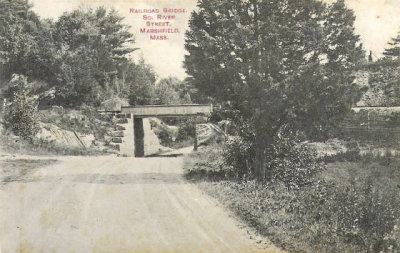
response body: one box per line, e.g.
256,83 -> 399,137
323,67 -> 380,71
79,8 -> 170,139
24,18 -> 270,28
1,0 -> 400,252
185,145 -> 400,253
184,144 -> 227,181
223,127 -> 324,187
363,30 -> 400,106
185,0 -> 365,180
0,0 -> 193,155
336,110 -> 400,149
182,1 -> 400,252
0,0 -> 194,109
39,105 -> 114,141
3,75 -> 40,140
150,117 -> 207,149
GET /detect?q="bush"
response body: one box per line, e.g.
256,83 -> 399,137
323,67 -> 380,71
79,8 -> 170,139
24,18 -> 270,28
149,119 -> 173,146
3,75 -> 40,140
176,117 -> 207,145
295,174 -> 400,253
223,136 -> 255,179
266,128 -> 325,189
183,144 -> 231,181
188,130 -> 400,252
199,174 -> 400,253
222,126 -> 324,187
176,118 -> 196,142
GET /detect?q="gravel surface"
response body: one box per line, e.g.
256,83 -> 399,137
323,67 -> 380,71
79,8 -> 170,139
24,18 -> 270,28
0,156 -> 281,253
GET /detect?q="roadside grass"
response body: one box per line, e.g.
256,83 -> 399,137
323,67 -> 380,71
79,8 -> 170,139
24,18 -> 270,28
184,143 -> 230,181
0,133 -> 105,156
184,145 -> 400,253
0,158 -> 58,183
168,137 -> 195,149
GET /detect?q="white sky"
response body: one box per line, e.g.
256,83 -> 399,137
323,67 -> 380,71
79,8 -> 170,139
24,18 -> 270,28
31,0 -> 400,80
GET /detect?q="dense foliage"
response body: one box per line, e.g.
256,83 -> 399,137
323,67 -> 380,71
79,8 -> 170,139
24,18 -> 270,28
185,146 -> 400,253
0,0 -> 45,82
366,31 -> 400,106
0,0 -> 190,109
3,75 -> 39,139
383,31 -> 400,59
184,0 -> 365,180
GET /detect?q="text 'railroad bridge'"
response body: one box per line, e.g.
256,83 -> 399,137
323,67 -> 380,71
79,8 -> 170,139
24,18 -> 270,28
103,104 -> 213,157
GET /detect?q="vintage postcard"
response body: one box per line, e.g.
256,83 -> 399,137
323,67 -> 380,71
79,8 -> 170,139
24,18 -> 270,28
1,0 -> 400,252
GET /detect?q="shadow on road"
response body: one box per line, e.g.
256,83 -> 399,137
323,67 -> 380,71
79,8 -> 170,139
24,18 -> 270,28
11,172 -> 185,185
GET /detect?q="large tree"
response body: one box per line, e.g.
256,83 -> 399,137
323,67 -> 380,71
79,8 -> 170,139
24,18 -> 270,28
0,3 -> 137,107
46,7 -> 136,106
0,0 -> 47,83
184,0 -> 364,179
153,77 -> 182,105
365,32 -> 400,106
125,58 -> 157,106
383,31 -> 400,59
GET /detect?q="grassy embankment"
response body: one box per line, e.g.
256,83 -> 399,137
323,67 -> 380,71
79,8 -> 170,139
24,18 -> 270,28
184,144 -> 400,253
0,132 -> 104,156
0,107 -> 115,156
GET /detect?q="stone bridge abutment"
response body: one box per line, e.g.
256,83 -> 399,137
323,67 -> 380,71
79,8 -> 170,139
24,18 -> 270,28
104,104 -> 213,157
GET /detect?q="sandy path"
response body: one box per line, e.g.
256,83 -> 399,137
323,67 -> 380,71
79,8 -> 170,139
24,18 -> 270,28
0,156 -> 279,253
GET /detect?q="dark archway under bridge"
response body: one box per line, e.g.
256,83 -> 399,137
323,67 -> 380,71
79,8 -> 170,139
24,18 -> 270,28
115,104 -> 213,157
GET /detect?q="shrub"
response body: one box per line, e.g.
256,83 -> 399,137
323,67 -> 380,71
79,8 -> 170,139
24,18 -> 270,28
176,118 -> 196,142
222,126 -> 324,187
3,75 -> 40,140
199,174 -> 400,253
189,130 -> 400,252
223,136 -> 255,179
266,128 -> 325,189
183,144 -> 231,181
149,119 -> 173,146
298,176 -> 400,253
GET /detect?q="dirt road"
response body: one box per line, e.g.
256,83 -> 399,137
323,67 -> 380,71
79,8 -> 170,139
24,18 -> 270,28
0,156 -> 278,253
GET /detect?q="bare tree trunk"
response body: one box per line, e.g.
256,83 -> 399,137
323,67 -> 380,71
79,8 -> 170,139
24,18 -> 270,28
254,144 -> 265,181
254,118 -> 266,181
193,123 -> 198,151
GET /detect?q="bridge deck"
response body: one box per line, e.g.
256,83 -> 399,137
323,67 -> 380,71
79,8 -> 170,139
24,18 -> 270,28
121,104 -> 213,117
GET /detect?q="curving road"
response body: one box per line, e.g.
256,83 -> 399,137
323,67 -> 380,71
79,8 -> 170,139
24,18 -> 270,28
0,156 -> 281,253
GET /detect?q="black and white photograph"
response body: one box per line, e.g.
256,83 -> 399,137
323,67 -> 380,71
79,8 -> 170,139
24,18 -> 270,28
1,0 -> 400,252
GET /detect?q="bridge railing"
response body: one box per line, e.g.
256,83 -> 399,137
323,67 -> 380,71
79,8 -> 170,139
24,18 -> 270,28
121,104 -> 213,117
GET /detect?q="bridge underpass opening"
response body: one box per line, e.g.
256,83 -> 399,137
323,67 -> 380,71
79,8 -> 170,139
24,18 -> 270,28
120,104 -> 213,157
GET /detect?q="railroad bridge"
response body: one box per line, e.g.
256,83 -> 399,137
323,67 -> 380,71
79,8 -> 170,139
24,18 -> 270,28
105,104 -> 213,157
